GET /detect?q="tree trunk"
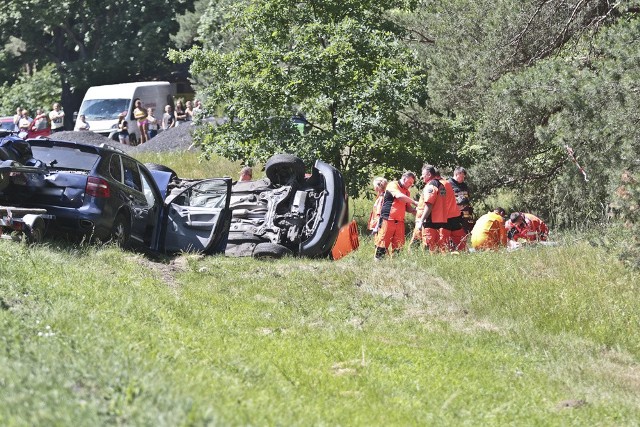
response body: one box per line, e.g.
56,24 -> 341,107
59,76 -> 83,131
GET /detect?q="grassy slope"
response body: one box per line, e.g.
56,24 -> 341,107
1,151 -> 638,425
1,236 -> 638,426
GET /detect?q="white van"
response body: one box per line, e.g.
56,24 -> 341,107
77,82 -> 176,143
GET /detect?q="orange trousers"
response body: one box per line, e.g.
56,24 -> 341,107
374,219 -> 406,252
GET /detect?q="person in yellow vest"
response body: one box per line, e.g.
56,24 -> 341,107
470,207 -> 507,250
373,172 -> 418,260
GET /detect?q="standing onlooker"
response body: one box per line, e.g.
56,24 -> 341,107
185,100 -> 194,122
18,109 -> 33,134
12,107 -> 22,131
74,114 -> 90,131
133,99 -> 148,144
162,105 -> 176,130
49,102 -> 65,133
118,115 -> 130,145
368,177 -> 388,232
470,208 -> 507,250
146,108 -> 159,140
448,166 -> 474,250
28,108 -> 50,138
373,172 -> 418,260
174,100 -> 187,125
32,109 -> 49,131
239,166 -> 253,182
192,99 -> 203,119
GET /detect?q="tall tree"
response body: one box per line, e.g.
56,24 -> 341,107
0,0 -> 194,129
174,0 -> 444,194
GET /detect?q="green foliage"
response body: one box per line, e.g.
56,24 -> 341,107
0,63 -> 61,116
470,12 -> 640,231
0,0 -> 196,118
173,0 -> 439,195
171,0 -> 212,49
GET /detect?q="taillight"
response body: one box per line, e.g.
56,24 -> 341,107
86,176 -> 111,198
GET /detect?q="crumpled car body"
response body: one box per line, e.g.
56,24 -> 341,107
151,154 -> 349,258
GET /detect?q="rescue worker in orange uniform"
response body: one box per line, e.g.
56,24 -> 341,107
505,212 -> 549,242
374,172 -> 418,259
470,207 -> 508,250
415,165 -> 460,252
368,177 -> 388,232
448,166 -> 474,251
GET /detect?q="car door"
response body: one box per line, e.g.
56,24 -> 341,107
120,156 -> 155,244
162,178 -> 232,254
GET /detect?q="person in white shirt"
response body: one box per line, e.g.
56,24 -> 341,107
49,102 -> 65,132
74,114 -> 90,131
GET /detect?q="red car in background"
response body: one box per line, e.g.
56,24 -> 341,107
0,117 -> 14,132
0,116 -> 51,139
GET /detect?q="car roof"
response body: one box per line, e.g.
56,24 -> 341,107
27,138 -> 131,157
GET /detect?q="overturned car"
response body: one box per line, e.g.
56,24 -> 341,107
151,154 -> 349,258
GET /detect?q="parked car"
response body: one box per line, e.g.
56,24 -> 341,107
147,153 -> 350,258
0,116 -> 52,138
0,116 -> 14,132
0,134 -> 232,254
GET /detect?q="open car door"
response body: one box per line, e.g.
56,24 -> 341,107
161,178 -> 232,254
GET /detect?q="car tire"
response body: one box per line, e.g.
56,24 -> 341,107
111,212 -> 131,248
265,154 -> 305,185
253,242 -> 293,259
144,163 -> 178,181
24,216 -> 45,244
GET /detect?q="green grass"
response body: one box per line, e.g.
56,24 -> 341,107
134,151 -> 263,182
1,234 -> 639,426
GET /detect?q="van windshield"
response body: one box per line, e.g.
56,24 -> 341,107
80,99 -> 130,120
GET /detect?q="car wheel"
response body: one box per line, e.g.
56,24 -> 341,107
111,212 -> 131,248
253,242 -> 293,259
24,217 -> 45,244
144,163 -> 178,181
265,154 -> 305,185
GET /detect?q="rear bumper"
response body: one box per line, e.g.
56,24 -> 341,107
30,204 -> 113,239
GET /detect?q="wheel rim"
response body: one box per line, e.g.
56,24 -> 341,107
112,216 -> 129,246
30,227 -> 43,244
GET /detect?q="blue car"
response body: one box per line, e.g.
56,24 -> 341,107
0,134 -> 232,254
